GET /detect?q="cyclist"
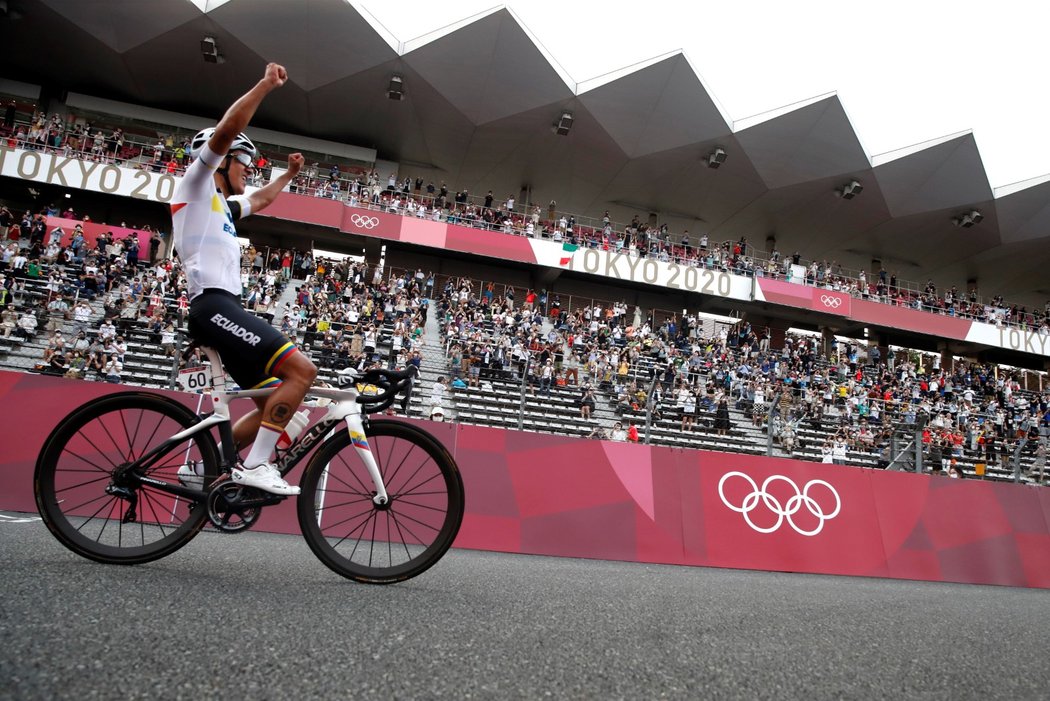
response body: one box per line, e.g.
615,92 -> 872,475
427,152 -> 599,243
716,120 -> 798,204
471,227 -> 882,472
172,63 -> 316,496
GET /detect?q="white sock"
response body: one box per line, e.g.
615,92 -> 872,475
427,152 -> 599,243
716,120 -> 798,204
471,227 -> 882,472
243,424 -> 283,469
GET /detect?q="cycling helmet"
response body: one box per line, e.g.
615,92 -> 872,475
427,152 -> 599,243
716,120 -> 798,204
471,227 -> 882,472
189,127 -> 257,160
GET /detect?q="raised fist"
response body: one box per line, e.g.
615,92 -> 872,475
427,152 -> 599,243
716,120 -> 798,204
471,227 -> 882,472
287,153 -> 304,176
264,63 -> 288,88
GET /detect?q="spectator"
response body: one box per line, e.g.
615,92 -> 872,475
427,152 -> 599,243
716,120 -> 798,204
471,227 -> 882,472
103,355 -> 123,383
15,309 -> 37,339
579,385 -> 596,420
714,396 -> 730,436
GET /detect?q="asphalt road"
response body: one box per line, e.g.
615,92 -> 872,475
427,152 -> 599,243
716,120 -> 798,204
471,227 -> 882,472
2,511 -> 1050,700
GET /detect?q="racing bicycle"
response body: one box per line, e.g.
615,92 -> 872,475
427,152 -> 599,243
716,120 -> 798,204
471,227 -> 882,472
34,344 -> 465,584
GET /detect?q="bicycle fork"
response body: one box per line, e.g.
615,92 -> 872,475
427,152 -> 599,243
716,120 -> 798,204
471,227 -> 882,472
343,411 -> 389,506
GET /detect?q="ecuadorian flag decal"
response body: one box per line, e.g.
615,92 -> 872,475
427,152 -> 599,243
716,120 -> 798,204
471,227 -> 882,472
350,430 -> 368,449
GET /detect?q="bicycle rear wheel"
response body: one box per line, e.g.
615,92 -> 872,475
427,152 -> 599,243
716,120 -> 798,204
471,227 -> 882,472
34,391 -> 221,565
297,419 -> 464,584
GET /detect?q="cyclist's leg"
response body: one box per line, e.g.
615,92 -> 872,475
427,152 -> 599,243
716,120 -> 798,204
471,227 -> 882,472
232,400 -> 264,450
232,351 -> 316,447
189,291 -> 313,490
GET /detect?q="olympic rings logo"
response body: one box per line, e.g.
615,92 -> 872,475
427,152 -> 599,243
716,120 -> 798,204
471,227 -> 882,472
717,471 -> 841,536
350,214 -> 380,229
819,294 -> 843,308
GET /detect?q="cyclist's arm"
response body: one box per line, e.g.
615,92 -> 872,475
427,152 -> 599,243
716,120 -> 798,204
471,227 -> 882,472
246,153 -> 303,214
208,62 -> 287,156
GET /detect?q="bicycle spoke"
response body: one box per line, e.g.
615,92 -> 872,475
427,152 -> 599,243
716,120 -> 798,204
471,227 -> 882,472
52,467 -> 112,475
318,503 -> 378,533
63,491 -> 112,516
335,511 -> 375,557
333,453 -> 373,495
388,509 -> 413,562
388,507 -> 442,534
53,474 -> 111,494
386,509 -> 431,550
97,416 -> 130,465
393,489 -> 448,497
387,448 -> 440,494
71,430 -> 121,471
391,497 -> 448,513
313,486 -> 372,498
313,495 -> 373,512
138,489 -> 172,535
118,410 -> 134,461
131,408 -> 147,458
395,470 -> 443,498
367,511 -> 378,567
94,500 -> 116,542
139,409 -> 168,458
375,438 -> 413,489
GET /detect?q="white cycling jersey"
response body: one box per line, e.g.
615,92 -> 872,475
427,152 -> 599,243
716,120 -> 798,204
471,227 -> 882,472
171,144 -> 252,300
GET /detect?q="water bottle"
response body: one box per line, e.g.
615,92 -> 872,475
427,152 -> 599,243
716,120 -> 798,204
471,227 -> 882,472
276,410 -> 310,449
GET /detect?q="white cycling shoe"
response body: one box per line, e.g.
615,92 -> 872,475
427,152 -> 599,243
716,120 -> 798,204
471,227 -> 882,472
177,461 -> 205,489
231,463 -> 301,496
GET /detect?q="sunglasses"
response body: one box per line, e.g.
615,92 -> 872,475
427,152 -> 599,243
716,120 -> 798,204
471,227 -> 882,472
230,152 -> 254,168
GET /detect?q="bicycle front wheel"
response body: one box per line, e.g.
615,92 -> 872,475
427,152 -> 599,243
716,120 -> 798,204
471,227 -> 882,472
298,419 -> 464,584
34,391 -> 221,565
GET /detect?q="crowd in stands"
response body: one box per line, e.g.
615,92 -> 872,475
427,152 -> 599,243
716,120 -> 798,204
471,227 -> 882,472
0,203 -> 311,384
272,260 -> 430,379
435,276 -> 1050,479
5,103 -> 1049,332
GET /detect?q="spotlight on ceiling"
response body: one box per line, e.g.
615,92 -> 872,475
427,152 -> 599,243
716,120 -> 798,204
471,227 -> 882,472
554,111 -> 574,136
387,75 -> 404,101
201,36 -> 223,63
837,180 -> 863,199
952,209 -> 983,228
706,147 -> 727,169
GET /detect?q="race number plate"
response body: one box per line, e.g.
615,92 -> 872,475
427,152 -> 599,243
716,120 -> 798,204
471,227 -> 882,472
177,365 -> 212,392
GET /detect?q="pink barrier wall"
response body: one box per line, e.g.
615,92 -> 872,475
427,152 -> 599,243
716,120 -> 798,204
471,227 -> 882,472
45,216 -> 152,254
4,371 -> 1050,588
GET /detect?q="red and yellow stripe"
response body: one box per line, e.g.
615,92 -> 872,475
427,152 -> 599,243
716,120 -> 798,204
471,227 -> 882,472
250,376 -> 282,390
265,342 -> 297,376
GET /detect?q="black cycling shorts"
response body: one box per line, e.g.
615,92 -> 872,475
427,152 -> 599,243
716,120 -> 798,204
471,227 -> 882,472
188,289 -> 296,389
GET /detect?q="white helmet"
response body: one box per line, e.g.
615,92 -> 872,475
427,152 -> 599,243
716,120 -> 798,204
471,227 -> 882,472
189,127 -> 256,161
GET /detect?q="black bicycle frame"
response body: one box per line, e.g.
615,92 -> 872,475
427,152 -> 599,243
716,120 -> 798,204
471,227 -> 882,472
124,414 -> 352,502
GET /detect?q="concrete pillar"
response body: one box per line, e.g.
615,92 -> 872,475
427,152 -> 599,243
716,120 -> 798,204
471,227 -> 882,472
39,85 -> 69,117
936,342 -> 951,374
363,237 -> 385,265
761,316 -> 792,350
820,326 -> 836,359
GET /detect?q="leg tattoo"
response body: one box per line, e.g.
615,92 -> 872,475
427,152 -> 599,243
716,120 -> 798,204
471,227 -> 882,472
269,402 -> 292,424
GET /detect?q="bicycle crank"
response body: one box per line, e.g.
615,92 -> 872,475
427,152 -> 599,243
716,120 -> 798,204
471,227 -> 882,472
206,482 -> 282,533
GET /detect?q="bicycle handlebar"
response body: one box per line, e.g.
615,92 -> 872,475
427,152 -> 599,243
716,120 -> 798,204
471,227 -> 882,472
346,365 -> 418,414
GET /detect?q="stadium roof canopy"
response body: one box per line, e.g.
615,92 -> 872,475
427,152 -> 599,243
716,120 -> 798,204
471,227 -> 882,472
3,0 -> 1050,305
